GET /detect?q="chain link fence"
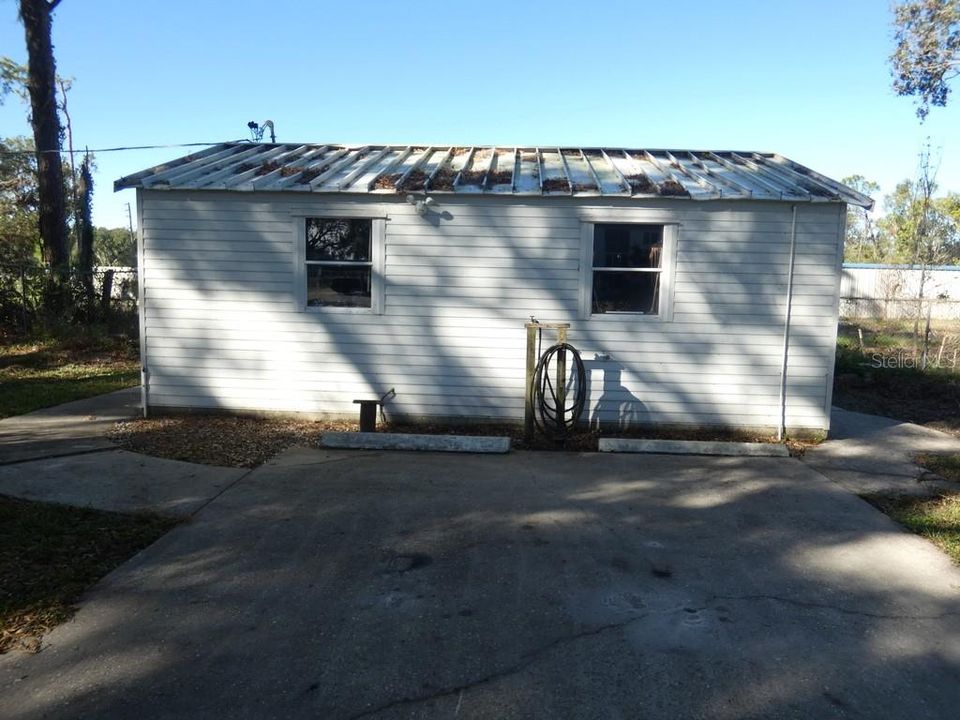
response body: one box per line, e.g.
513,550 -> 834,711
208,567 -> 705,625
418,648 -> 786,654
1,263 -> 138,336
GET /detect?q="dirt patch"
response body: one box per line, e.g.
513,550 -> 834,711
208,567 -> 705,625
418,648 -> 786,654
280,166 -> 303,177
834,320 -> 960,435
833,375 -> 960,434
108,413 -> 805,465
110,416 -> 356,468
489,170 -> 513,185
573,182 -> 598,193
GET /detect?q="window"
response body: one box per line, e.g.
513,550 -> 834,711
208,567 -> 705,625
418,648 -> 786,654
305,218 -> 372,308
579,222 -> 676,319
297,217 -> 384,313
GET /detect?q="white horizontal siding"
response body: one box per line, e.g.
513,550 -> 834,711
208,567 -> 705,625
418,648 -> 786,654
140,190 -> 843,430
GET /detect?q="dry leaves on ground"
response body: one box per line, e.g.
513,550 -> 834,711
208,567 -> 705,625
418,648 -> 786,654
109,416 -> 359,468
110,414 -> 802,468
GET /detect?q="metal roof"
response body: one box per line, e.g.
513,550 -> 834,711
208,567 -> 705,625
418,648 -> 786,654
115,143 -> 874,208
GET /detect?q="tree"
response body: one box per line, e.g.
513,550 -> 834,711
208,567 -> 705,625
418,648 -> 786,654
842,175 -> 885,262
891,0 -> 960,120
4,55 -> 81,263
877,149 -> 960,365
76,154 -> 93,303
93,227 -> 136,267
0,56 -> 28,103
18,0 -> 69,308
878,183 -> 959,265
0,136 -> 41,267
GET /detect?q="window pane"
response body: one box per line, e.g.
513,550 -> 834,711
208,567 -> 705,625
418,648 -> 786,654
307,265 -> 371,308
593,271 -> 660,314
593,224 -> 662,268
306,218 -> 371,262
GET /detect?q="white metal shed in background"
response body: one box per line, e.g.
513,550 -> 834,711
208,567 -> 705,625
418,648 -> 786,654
116,143 -> 872,434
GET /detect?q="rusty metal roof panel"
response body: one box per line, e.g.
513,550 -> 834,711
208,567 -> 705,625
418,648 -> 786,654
115,142 -> 874,208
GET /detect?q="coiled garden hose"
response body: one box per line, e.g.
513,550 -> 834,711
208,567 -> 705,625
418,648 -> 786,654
531,342 -> 587,439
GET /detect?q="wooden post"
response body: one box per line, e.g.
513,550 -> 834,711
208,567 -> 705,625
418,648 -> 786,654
524,322 -> 571,442
556,326 -> 568,426
524,323 -> 538,442
100,269 -> 115,315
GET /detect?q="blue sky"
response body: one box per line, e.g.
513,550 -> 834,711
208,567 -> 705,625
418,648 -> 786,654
2,0 -> 958,227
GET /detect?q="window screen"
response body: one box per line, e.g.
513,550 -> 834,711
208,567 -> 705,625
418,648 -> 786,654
305,218 -> 373,308
591,224 -> 663,314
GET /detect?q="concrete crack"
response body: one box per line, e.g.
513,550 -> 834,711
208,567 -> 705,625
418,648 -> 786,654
712,594 -> 960,621
0,446 -> 117,466
187,467 -> 257,518
342,615 -> 646,720
268,452 -> 383,470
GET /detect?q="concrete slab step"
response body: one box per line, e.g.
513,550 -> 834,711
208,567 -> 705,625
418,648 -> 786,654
322,432 -> 511,454
599,438 -> 790,457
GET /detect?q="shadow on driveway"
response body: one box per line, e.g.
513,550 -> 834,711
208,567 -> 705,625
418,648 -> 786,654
2,448 -> 959,719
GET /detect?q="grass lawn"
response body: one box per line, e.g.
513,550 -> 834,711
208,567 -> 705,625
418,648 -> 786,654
865,491 -> 960,565
834,322 -> 960,563
0,494 -> 176,653
834,320 -> 960,433
0,336 -> 140,419
862,454 -> 960,565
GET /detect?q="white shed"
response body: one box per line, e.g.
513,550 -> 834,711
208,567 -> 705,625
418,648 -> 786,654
115,144 -> 872,434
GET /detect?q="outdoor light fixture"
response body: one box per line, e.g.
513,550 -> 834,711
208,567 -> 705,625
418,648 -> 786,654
406,194 -> 438,217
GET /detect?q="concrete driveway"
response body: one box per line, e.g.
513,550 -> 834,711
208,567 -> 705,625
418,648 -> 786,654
0,388 -> 141,465
0,388 -> 246,516
2,447 -> 959,719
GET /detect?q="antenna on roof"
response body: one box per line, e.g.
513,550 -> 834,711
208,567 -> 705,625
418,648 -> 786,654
246,120 -> 276,143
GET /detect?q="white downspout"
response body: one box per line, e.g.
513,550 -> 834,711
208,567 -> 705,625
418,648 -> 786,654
778,204 -> 798,441
135,190 -> 148,418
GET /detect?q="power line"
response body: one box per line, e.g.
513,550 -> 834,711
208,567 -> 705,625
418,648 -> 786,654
0,140 -> 248,157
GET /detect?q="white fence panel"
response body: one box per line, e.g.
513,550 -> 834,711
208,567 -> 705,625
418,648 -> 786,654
840,264 -> 960,320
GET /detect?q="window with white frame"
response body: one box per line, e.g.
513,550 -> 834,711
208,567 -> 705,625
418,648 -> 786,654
581,222 -> 676,318
301,217 -> 384,311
